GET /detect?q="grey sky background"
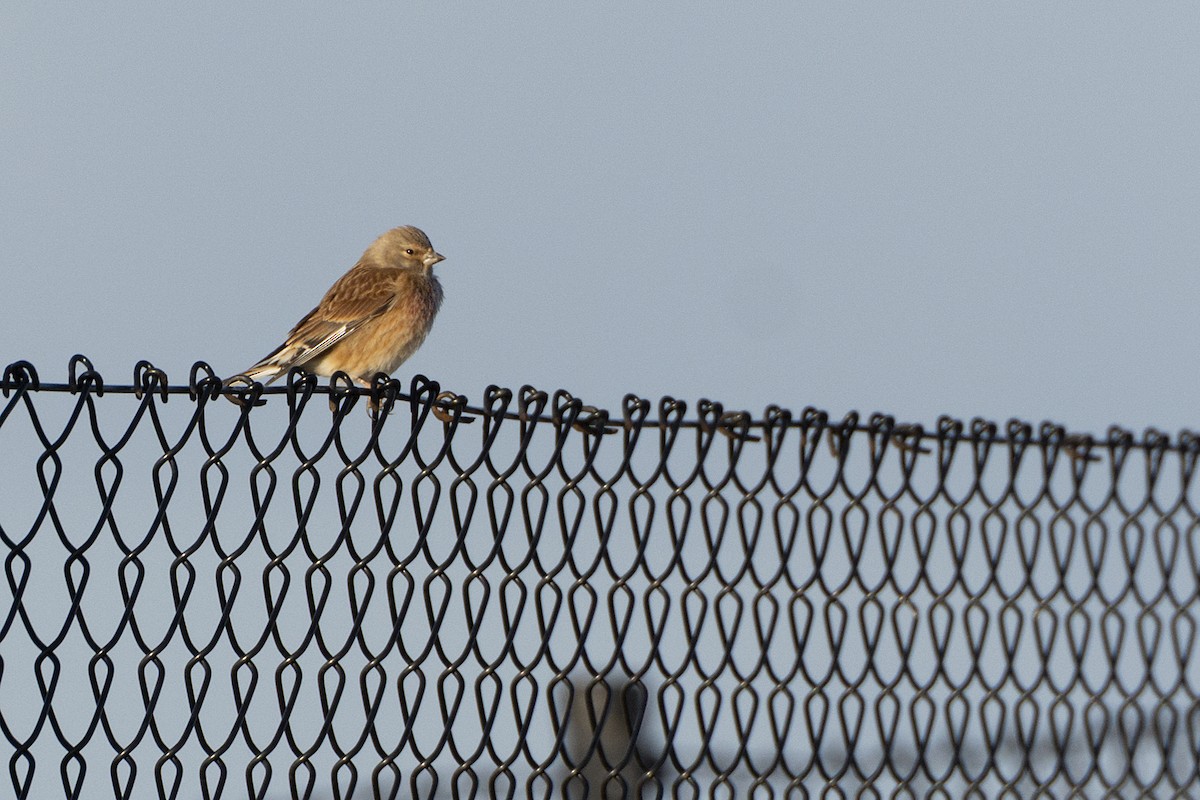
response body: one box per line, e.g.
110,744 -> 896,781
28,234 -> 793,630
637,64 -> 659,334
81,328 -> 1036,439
2,7 -> 1197,795
3,3 -> 1200,434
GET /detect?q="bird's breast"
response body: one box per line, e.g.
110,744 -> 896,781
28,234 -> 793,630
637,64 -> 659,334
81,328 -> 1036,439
317,273 -> 443,380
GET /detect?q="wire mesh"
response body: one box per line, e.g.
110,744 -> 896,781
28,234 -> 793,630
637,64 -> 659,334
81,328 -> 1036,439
1,356 -> 1198,799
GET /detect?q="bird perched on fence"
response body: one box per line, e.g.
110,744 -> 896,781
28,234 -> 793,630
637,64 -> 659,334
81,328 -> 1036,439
227,225 -> 445,404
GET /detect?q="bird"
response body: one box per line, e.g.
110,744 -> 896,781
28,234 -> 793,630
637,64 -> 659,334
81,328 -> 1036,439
228,225 -> 445,403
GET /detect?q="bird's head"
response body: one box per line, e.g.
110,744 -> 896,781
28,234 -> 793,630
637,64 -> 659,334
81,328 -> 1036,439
362,225 -> 445,272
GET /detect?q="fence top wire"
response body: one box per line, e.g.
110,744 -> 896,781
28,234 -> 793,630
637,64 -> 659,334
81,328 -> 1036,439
1,355 -> 1195,456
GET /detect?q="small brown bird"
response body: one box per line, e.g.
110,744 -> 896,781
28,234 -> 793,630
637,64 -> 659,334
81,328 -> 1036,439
231,225 -> 445,390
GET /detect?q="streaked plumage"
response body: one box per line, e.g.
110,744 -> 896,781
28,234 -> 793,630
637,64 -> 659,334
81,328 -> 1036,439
231,225 -> 445,387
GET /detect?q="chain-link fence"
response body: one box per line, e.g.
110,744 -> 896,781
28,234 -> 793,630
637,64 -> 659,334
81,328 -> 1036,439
1,357 -> 1197,799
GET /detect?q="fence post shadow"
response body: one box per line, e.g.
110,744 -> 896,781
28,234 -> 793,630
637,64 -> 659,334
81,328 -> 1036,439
556,674 -> 659,800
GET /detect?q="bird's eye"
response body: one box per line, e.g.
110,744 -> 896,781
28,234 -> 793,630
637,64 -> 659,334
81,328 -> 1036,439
405,248 -> 415,255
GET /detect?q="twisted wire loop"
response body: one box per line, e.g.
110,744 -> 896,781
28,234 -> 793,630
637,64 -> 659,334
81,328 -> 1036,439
1,359 -> 1198,799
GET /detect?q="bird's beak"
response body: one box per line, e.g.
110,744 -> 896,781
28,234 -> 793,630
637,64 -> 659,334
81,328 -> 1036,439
426,251 -> 445,267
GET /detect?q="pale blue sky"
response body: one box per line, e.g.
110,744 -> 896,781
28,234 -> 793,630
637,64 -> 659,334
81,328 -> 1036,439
3,3 -> 1199,433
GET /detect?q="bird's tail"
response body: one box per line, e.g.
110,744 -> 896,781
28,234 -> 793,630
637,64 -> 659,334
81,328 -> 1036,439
225,337 -> 313,388
223,352 -> 296,399
221,359 -> 288,406
226,364 -> 283,386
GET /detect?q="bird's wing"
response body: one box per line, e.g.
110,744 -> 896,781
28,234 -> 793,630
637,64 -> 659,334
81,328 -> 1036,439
241,267 -> 400,383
